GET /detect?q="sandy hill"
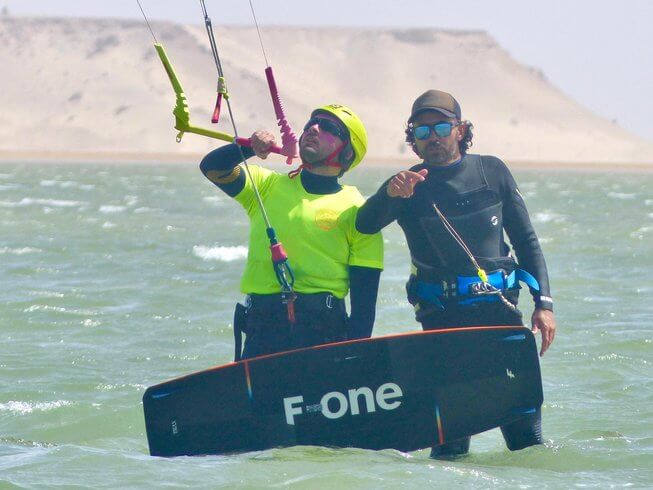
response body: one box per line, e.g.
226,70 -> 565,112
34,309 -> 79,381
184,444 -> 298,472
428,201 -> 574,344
1,15 -> 652,165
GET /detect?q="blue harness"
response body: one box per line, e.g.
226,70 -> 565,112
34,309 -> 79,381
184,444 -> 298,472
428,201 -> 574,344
415,269 -> 540,309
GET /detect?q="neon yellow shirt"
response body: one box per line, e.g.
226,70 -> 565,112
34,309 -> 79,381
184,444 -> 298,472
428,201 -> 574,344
234,165 -> 384,298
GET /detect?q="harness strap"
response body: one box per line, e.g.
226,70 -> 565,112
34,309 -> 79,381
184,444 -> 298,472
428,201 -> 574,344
456,270 -> 505,295
505,269 -> 540,292
415,281 -> 446,309
414,268 -> 541,308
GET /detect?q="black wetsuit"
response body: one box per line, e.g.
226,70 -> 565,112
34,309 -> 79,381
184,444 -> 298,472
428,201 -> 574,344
200,144 -> 381,360
356,153 -> 550,454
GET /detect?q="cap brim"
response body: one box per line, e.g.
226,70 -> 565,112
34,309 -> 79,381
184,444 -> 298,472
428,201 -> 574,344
410,107 -> 457,121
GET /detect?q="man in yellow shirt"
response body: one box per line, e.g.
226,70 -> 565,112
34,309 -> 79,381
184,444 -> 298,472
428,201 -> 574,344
200,104 -> 384,360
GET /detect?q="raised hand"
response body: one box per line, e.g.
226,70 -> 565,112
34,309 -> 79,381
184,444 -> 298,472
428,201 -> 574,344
250,130 -> 277,159
387,169 -> 429,198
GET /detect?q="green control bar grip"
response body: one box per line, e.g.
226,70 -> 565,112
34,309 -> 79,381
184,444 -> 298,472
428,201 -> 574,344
154,43 -> 283,155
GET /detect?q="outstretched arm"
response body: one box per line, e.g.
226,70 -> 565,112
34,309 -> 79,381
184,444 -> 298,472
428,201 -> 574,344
356,169 -> 427,234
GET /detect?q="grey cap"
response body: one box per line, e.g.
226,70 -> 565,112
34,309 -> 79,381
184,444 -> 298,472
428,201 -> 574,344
409,89 -> 461,122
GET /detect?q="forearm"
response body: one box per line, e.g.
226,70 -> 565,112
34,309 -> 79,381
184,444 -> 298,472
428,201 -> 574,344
504,201 -> 552,310
513,235 -> 552,310
493,160 -> 553,311
355,180 -> 401,234
199,144 -> 255,197
347,266 -> 381,339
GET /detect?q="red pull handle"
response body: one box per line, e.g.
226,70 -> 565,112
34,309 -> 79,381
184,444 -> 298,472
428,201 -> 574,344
211,93 -> 223,124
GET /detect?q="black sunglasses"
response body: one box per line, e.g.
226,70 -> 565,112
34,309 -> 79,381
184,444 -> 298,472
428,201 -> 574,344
303,117 -> 348,141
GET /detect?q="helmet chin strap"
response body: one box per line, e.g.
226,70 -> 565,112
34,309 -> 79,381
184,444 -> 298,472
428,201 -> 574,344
289,141 -> 345,179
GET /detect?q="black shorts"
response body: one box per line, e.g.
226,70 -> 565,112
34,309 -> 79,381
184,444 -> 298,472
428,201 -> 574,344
419,299 -> 524,330
239,292 -> 347,360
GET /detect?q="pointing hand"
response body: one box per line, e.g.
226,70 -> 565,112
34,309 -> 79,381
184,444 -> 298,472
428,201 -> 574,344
387,169 -> 429,198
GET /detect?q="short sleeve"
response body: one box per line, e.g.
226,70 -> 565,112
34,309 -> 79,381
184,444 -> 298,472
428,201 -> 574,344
348,209 -> 384,269
234,165 -> 279,216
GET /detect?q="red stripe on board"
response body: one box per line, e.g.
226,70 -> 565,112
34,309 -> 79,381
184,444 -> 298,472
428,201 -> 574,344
149,325 -> 528,387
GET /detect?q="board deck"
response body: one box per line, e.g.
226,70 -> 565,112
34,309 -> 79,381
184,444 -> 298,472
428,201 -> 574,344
143,326 -> 543,457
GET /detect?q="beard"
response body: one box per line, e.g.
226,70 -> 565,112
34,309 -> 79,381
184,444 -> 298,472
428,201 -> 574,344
299,145 -> 326,166
421,141 -> 457,165
300,141 -> 338,167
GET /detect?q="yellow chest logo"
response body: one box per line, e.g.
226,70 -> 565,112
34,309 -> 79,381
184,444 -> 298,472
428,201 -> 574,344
315,209 -> 339,231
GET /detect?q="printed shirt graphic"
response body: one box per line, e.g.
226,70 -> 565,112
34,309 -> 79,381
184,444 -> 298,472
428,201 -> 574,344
234,165 -> 383,298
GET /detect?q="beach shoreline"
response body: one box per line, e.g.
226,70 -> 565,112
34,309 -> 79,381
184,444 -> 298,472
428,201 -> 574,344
1,150 -> 653,173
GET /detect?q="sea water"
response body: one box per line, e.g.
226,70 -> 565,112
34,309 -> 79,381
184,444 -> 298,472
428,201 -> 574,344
0,162 -> 651,488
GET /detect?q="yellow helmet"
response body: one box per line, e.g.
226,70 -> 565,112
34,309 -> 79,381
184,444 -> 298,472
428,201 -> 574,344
311,104 -> 368,172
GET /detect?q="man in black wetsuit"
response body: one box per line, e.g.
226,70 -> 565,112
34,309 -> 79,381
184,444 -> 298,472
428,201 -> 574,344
356,90 -> 556,456
200,104 -> 383,361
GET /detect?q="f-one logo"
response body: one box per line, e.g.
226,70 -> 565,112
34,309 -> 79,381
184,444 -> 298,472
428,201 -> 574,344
283,383 -> 403,425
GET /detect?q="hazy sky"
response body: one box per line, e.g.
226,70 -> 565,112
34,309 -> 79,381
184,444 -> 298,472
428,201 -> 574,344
3,0 -> 652,143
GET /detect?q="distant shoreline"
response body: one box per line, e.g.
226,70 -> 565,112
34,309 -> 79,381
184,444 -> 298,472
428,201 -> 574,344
1,150 -> 652,173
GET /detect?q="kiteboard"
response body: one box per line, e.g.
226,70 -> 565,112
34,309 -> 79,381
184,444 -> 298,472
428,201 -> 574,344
143,325 -> 542,457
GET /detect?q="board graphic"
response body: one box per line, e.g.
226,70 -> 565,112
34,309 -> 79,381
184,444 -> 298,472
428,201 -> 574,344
144,326 -> 543,457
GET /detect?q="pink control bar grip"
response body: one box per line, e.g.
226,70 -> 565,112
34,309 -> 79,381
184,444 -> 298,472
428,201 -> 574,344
265,67 -> 283,118
265,66 -> 299,164
235,137 -> 283,155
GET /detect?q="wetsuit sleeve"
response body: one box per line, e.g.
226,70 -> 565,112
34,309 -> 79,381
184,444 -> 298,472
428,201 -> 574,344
199,144 -> 255,197
355,178 -> 403,234
498,160 -> 553,311
347,265 -> 381,339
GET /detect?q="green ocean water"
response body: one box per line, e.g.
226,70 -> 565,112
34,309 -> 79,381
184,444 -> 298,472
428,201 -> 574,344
0,162 -> 651,489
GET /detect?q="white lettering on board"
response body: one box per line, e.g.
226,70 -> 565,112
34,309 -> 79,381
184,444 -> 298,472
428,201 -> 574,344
282,383 -> 403,425
283,396 -> 304,425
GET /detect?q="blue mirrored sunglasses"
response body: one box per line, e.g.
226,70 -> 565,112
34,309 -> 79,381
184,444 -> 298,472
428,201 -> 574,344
412,122 -> 459,140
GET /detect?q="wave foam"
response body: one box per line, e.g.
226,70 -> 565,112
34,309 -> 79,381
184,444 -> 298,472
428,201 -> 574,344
193,245 -> 248,262
0,198 -> 85,208
532,211 -> 567,224
40,180 -> 78,188
99,205 -> 126,214
0,400 -> 72,414
202,196 -> 226,205
124,195 -> 139,207
630,226 -> 652,239
607,192 -> 636,200
23,304 -> 98,316
133,207 -> 160,214
0,246 -> 41,255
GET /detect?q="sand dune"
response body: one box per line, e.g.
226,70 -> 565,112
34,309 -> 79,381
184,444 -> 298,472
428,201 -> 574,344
1,15 -> 652,166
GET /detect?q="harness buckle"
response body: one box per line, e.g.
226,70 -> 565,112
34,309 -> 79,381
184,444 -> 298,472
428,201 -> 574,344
326,294 -> 333,309
469,281 -> 500,296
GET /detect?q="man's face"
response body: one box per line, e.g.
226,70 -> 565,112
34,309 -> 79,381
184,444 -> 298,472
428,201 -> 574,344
412,111 -> 464,165
299,113 -> 347,166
